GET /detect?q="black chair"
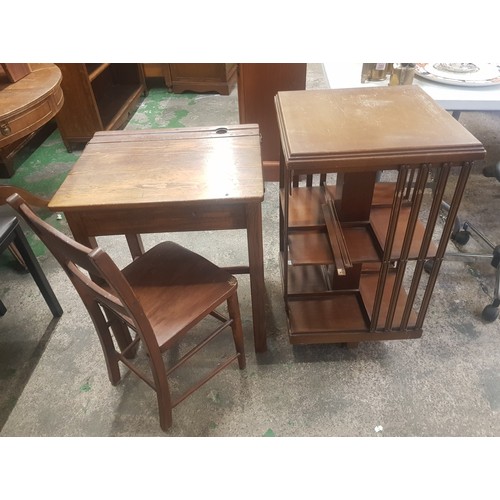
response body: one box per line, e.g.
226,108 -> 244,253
423,112 -> 500,322
1,185 -> 63,317
0,214 -> 63,317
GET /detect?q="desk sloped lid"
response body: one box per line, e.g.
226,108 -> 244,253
275,86 -> 486,170
49,125 -> 264,211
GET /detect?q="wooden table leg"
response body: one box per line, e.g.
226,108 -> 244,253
64,214 -> 98,250
245,203 -> 267,352
125,233 -> 145,260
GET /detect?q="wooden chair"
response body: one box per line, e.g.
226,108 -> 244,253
7,193 -> 246,431
0,186 -> 62,317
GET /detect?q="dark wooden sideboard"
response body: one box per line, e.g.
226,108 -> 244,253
143,63 -> 237,95
237,64 -> 307,181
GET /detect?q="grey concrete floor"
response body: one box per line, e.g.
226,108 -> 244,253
1,64 -> 500,440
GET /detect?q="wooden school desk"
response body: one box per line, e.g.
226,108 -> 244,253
49,125 -> 267,352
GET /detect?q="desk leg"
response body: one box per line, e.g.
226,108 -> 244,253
64,213 -> 137,358
125,233 -> 145,260
64,213 -> 98,250
246,203 -> 267,352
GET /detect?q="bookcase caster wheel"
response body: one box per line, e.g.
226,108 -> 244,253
482,304 -> 499,322
452,230 -> 470,246
482,162 -> 500,182
424,259 -> 434,274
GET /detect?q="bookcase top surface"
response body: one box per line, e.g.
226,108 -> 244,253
275,86 -> 485,167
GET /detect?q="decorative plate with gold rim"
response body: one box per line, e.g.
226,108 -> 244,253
415,63 -> 500,87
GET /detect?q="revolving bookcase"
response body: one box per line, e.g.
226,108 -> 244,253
275,86 -> 486,345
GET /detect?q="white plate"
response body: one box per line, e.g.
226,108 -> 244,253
415,63 -> 500,87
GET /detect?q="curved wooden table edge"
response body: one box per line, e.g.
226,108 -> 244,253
0,63 -> 64,149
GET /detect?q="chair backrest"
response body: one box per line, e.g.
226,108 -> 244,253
0,185 -> 49,207
6,193 -> 157,350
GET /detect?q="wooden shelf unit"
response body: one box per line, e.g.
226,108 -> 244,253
55,63 -> 146,152
276,86 -> 486,346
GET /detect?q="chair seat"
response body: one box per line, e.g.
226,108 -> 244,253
121,241 -> 237,349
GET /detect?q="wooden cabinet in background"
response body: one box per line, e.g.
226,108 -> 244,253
238,64 -> 307,182
55,64 -> 146,152
142,63 -> 166,79
144,63 -> 237,95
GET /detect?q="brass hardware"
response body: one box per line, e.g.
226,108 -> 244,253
0,122 -> 12,136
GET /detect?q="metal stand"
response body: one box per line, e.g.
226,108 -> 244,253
427,162 -> 500,322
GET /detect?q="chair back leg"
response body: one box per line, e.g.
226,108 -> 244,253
227,291 -> 246,370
